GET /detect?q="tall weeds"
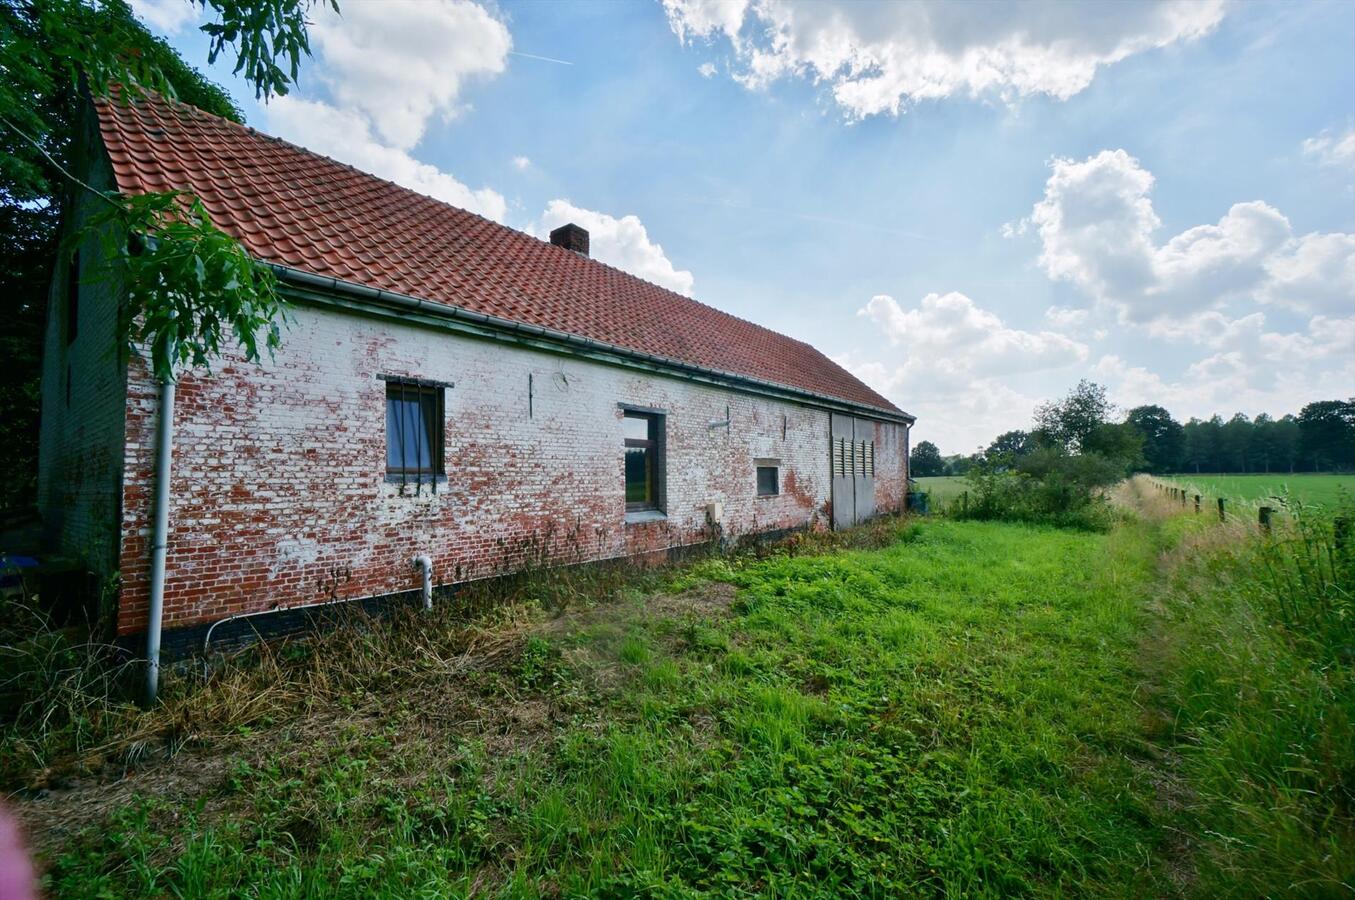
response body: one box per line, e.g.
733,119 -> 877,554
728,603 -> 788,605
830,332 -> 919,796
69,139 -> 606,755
1247,501 -> 1353,663
1139,476 -> 1355,894
0,517 -> 915,792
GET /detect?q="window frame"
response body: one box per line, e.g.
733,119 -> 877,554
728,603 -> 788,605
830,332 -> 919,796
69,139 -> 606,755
755,463 -> 779,497
621,407 -> 666,514
384,378 -> 446,484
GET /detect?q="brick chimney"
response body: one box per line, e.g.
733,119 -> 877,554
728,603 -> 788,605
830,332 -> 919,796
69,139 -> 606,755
549,223 -> 589,257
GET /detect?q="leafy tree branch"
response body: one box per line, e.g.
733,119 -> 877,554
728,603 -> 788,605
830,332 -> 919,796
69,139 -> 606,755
1,0 -> 334,384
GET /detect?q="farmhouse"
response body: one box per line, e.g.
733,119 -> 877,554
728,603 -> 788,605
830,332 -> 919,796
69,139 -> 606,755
38,92 -> 913,660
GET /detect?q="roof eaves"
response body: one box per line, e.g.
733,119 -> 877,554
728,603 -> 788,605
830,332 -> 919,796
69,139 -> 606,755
269,263 -> 915,423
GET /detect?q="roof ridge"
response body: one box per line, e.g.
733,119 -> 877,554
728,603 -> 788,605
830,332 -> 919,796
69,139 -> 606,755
127,91 -> 828,358
94,89 -> 906,417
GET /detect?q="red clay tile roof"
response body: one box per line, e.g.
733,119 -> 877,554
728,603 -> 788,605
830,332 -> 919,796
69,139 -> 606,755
94,93 -> 905,417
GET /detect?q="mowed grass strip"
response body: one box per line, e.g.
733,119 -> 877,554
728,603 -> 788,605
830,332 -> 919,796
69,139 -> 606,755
43,521 -> 1170,897
1163,473 -> 1355,507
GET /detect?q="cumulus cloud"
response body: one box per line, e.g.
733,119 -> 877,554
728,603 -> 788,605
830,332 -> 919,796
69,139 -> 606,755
1303,127 -> 1355,169
538,200 -> 695,296
1029,149 -> 1355,322
129,0 -> 200,33
512,155 -> 532,171
698,61 -> 718,78
836,292 -> 1089,451
260,0 -> 513,222
267,97 -> 508,222
309,0 -> 511,150
1092,310 -> 1355,423
663,0 -> 1224,119
861,292 -> 1088,376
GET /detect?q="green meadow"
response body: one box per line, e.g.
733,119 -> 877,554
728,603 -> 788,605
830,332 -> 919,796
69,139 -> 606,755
913,475 -> 969,505
1162,473 -> 1354,507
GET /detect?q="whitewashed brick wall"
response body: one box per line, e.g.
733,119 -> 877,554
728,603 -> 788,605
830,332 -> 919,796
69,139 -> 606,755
116,303 -> 908,635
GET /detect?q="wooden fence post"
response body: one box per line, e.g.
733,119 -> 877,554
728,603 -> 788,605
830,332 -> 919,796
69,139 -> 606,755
1259,506 -> 1273,534
1194,494 -> 1201,513
962,491 -> 968,515
1180,490 -> 1186,507
1218,498 -> 1226,522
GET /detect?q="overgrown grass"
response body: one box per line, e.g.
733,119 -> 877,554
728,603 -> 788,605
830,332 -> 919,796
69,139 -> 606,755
0,516 -> 914,791
15,517 -> 1181,897
10,497 -> 1354,896
1139,477 -> 1355,895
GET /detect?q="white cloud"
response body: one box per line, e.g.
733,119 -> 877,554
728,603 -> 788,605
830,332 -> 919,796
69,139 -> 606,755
512,155 -> 532,171
838,347 -> 1043,455
309,0 -> 512,150
1302,127 -> 1355,169
1030,149 -> 1355,323
1043,305 -> 1107,340
665,0 -> 751,44
861,292 -> 1088,376
1095,312 -> 1355,420
838,292 -> 1089,452
697,62 -> 718,78
267,97 -> 508,222
129,0 -> 200,33
664,0 -> 1224,119
538,200 -> 695,296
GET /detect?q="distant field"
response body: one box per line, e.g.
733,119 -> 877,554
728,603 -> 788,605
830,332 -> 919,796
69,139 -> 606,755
1161,473 -> 1353,508
914,475 -> 968,505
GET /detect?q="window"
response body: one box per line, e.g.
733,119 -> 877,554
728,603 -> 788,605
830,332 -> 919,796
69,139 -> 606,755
756,463 -> 779,497
66,251 -> 79,344
623,410 -> 664,511
385,380 -> 444,480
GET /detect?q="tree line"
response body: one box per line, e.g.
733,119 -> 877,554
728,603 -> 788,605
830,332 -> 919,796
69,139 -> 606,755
912,387 -> 1355,477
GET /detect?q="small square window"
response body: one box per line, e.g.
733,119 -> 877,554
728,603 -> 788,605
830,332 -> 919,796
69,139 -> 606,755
623,410 -> 665,511
756,464 -> 779,497
386,381 -> 444,478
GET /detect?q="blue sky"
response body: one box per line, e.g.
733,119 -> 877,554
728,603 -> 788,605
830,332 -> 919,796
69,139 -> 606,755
133,0 -> 1354,453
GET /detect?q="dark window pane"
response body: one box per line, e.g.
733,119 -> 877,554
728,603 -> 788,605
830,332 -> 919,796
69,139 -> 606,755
757,466 -> 778,496
386,397 -> 403,469
622,414 -> 650,442
625,446 -> 650,503
386,384 -> 442,474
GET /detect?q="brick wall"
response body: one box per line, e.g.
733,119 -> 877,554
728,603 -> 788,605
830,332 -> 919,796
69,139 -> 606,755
37,135 -> 128,579
871,418 -> 909,513
116,303 -> 908,636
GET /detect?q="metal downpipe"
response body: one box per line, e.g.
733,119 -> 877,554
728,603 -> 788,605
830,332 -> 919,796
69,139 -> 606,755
144,377 -> 175,706
414,555 -> 433,610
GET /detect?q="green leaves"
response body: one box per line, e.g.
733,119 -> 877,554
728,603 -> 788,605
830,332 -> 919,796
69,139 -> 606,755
1,0 -> 334,388
198,0 -> 339,100
86,190 -> 288,381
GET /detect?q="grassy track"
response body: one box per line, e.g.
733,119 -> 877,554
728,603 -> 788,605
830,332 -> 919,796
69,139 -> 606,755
1161,473 -> 1354,507
28,520 -> 1174,897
